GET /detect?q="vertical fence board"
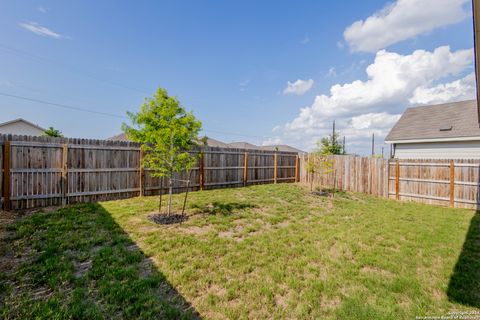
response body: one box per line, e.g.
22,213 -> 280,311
300,155 -> 480,209
3,141 -> 11,210
0,134 -> 298,210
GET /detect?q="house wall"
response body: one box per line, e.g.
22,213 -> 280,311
394,141 -> 480,159
0,122 -> 45,136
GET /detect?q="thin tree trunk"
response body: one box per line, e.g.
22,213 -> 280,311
159,177 -> 163,213
167,129 -> 175,216
168,177 -> 173,215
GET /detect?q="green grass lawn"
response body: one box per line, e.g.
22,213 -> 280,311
1,183 -> 479,319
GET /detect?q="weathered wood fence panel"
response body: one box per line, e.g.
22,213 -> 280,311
300,155 -> 388,197
387,159 -> 480,209
300,154 -> 480,209
0,135 -> 299,210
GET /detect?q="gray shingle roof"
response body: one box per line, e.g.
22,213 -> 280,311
107,134 -> 304,153
385,100 -> 480,142
261,144 -> 306,154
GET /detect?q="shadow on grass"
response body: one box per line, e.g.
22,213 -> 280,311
447,211 -> 480,307
190,201 -> 256,215
0,203 -> 200,319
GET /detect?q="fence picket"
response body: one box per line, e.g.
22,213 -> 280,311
300,155 -> 480,209
0,134 -> 299,210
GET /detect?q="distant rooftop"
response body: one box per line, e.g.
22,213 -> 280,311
385,100 -> 480,143
107,134 -> 305,153
0,118 -> 46,131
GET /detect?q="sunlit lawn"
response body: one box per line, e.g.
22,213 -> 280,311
1,183 -> 479,319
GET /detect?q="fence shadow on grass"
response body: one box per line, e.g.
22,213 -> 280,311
447,211 -> 480,308
0,203 -> 201,319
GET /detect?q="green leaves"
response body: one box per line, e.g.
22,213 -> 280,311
43,127 -> 63,138
122,88 -> 202,178
316,131 -> 344,156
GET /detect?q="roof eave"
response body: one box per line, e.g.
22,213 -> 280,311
385,136 -> 480,144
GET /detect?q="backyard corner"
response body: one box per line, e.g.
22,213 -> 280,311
1,183 -> 479,319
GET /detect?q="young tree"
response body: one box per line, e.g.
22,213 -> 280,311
306,148 -> 334,191
43,127 -> 63,137
122,88 -> 203,215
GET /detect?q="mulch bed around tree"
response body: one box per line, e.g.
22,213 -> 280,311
148,213 -> 188,225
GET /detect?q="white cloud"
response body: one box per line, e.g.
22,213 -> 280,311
239,79 -> 250,91
37,6 -> 48,13
261,137 -> 283,146
300,36 -> 310,44
18,22 -> 69,39
409,72 -> 476,105
344,0 -> 469,52
272,125 -> 281,132
351,112 -> 401,130
268,46 -> 473,154
283,79 -> 314,95
327,67 -> 337,77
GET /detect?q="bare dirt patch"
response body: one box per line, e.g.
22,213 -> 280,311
360,265 -> 394,278
74,260 -> 92,278
320,296 -> 341,309
31,286 -> 54,301
217,219 -> 274,241
179,225 -> 214,236
139,257 -> 156,278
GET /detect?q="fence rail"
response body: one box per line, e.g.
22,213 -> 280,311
0,135 -> 299,210
300,155 -> 480,209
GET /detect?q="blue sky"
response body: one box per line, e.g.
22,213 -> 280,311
0,0 -> 475,154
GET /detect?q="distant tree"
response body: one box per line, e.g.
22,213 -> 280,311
317,131 -> 344,155
122,88 -> 203,215
43,127 -> 63,137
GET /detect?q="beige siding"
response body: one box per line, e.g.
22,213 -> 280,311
395,141 -> 480,159
0,122 -> 44,136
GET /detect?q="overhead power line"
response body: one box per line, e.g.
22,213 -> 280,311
0,91 -> 276,140
0,43 -> 150,94
0,92 -> 127,118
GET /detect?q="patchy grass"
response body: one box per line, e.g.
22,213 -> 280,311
1,183 -> 479,319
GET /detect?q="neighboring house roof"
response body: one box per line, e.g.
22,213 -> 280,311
385,100 -> 480,143
108,133 -> 128,141
107,135 -> 236,148
0,118 -> 46,132
106,134 -> 304,153
227,142 -> 262,149
205,138 -> 230,148
261,144 -> 306,154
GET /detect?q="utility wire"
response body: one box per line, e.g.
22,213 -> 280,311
0,43 -> 150,94
0,92 -> 127,119
0,91 -> 277,140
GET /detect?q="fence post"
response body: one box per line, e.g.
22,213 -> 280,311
295,155 -> 299,182
139,149 -> 144,196
273,153 -> 277,184
2,141 -> 10,210
199,152 -> 205,191
61,143 -> 68,206
450,160 -> 455,208
395,160 -> 400,201
243,152 -> 248,187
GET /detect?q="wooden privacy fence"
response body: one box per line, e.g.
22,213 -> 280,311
299,155 -> 388,197
0,135 -> 299,210
300,155 -> 480,209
